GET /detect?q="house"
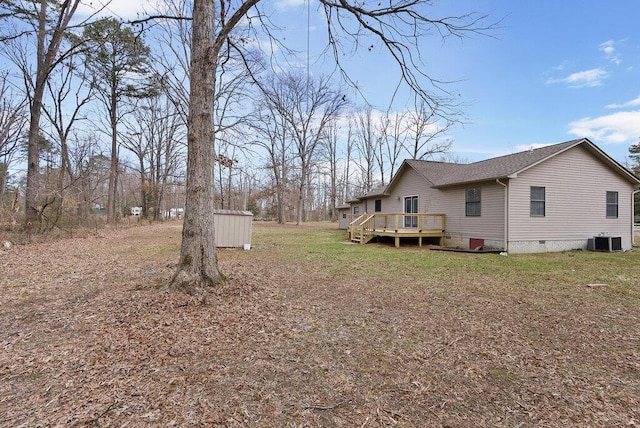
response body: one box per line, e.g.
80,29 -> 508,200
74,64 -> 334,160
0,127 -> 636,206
346,138 -> 640,253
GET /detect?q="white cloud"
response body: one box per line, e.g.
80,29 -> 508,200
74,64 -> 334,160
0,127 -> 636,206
606,95 -> 640,109
599,40 -> 622,65
568,110 -> 640,144
513,143 -> 554,152
547,68 -> 608,88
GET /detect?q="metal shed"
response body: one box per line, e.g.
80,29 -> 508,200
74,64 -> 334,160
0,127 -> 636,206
213,209 -> 253,248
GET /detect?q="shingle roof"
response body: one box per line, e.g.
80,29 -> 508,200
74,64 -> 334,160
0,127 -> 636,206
351,184 -> 388,200
352,138 -> 639,202
406,139 -> 583,187
405,138 -> 639,187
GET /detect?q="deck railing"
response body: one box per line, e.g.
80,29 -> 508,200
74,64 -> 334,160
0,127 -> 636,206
347,213 -> 373,243
347,213 -> 446,245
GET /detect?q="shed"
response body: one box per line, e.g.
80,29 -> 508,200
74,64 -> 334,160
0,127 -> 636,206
337,204 -> 351,229
213,209 -> 253,248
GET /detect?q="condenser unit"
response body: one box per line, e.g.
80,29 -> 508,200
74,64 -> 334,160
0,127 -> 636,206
591,236 -> 622,252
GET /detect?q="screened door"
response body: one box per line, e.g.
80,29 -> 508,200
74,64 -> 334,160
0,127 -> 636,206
404,196 -> 418,228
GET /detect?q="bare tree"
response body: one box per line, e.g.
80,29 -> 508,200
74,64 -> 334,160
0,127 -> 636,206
0,72 -> 27,222
342,119 -> 355,202
122,93 -> 184,220
322,121 -> 341,221
353,108 -> 376,193
252,98 -> 291,223
404,97 -> 452,160
0,72 -> 28,161
377,110 -> 406,180
265,72 -> 346,224
168,0 -> 493,290
0,0 -> 88,225
0,72 -> 28,195
212,63 -> 257,210
629,141 -> 640,175
42,55 -> 94,182
146,0 -> 193,126
170,0 -> 254,290
39,53 -> 95,227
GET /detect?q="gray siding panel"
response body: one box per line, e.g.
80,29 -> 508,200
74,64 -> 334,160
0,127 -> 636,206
213,211 -> 252,247
386,168 -> 435,213
432,183 -> 505,245
350,145 -> 636,252
338,208 -> 349,229
508,145 -> 634,245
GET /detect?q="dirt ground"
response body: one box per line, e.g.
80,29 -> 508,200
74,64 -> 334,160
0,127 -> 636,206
0,222 -> 638,427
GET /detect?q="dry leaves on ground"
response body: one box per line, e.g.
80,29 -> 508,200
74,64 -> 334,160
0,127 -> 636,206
0,222 -> 638,427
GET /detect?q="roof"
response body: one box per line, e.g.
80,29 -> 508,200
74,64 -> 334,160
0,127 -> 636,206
348,138 -> 640,203
363,185 -> 388,197
212,209 -> 253,216
403,138 -> 640,188
350,184 -> 388,201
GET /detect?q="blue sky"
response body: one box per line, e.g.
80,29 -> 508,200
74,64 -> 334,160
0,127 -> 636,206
25,0 -> 640,167
278,1 -> 638,163
440,1 -> 640,164
352,1 -> 638,164
260,0 -> 640,164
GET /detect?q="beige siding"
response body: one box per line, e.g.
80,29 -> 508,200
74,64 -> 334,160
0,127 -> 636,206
508,145 -> 634,247
383,168 -> 507,248
386,168 -> 436,213
350,201 -> 365,215
431,183 -> 505,246
361,196 -> 392,214
338,208 -> 349,229
213,211 -> 252,248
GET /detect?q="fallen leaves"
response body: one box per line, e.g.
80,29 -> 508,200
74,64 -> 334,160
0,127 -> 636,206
0,222 -> 638,426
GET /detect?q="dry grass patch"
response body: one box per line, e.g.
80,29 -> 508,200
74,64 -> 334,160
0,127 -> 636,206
1,221 -> 638,427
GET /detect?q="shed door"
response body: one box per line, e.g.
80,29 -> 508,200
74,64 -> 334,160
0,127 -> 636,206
404,196 -> 418,228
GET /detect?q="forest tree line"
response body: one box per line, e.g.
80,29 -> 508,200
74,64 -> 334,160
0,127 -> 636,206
6,1 -> 636,232
0,0 -> 466,230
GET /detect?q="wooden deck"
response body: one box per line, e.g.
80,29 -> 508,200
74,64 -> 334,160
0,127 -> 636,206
347,213 -> 446,247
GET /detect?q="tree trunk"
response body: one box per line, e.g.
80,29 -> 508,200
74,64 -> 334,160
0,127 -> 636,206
25,96 -> 43,224
24,0 -> 50,225
275,169 -> 284,224
170,0 -> 220,291
107,83 -> 119,223
23,0 -> 81,225
278,131 -> 287,223
296,162 -> 305,225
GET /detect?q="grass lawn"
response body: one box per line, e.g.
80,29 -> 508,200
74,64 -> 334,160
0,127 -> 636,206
1,221 -> 638,426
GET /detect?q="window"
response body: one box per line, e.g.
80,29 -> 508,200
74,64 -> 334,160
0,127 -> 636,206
374,199 -> 382,212
465,188 -> 481,217
606,191 -> 618,218
530,186 -> 545,217
342,212 -> 346,219
353,206 -> 359,214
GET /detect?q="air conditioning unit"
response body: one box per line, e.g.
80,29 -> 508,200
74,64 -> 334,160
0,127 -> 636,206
592,236 -> 622,252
